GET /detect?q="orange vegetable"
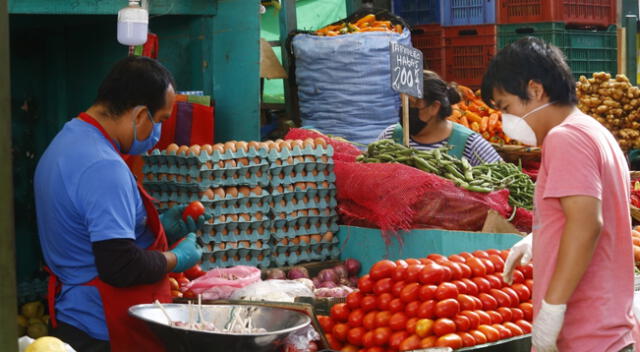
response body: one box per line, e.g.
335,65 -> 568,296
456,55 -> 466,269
480,115 -> 489,132
355,14 -> 376,27
460,116 -> 470,129
373,20 -> 392,28
465,111 -> 482,123
488,113 -> 499,132
394,24 -> 403,33
471,122 -> 480,132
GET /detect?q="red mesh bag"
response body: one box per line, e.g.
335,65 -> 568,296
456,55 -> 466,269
285,128 -> 361,162
511,207 -> 533,233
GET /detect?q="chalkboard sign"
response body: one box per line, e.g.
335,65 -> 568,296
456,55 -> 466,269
390,42 -> 424,98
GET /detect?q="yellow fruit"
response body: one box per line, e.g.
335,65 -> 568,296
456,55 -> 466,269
25,336 -> 66,352
21,302 -> 44,319
27,322 -> 48,339
17,315 -> 28,328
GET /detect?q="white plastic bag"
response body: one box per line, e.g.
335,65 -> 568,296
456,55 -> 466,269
230,279 -> 314,303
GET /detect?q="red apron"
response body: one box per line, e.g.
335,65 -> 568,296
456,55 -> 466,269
47,112 -> 171,352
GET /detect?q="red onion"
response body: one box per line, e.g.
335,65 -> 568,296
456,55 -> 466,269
265,268 -> 286,280
333,264 -> 348,280
317,268 -> 338,283
344,258 -> 361,276
318,280 -> 337,289
287,266 -> 309,280
348,276 -> 359,288
311,277 -> 321,288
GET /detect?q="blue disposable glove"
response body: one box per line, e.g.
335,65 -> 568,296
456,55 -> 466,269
169,233 -> 203,273
160,205 -> 210,245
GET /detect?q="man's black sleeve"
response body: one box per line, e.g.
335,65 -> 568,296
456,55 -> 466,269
92,238 -> 167,288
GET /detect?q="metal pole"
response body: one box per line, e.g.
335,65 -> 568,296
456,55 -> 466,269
279,0 -> 299,126
625,15 -> 638,85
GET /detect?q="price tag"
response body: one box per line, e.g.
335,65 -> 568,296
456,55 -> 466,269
390,42 -> 424,98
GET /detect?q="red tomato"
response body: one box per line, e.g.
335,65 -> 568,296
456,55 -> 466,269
512,283 -> 531,302
405,264 -> 424,283
448,254 -> 466,263
363,311 -> 378,330
361,296 -> 377,312
325,334 -> 343,350
404,301 -> 420,318
347,327 -> 366,346
457,294 -> 476,311
459,251 -> 473,260
497,307 -> 513,322
389,298 -> 405,313
427,253 -> 446,261
331,303 -> 350,322
435,299 -> 460,319
472,277 -> 492,293
416,300 -> 436,319
519,303 -> 533,321
486,249 -> 501,256
452,280 -> 469,295
370,260 -> 397,280
373,327 -> 392,346
392,266 -> 407,282
400,282 -> 421,303
501,287 -> 520,307
435,333 -> 463,348
488,254 -> 505,273
414,318 -> 434,337
433,318 -> 456,337
419,264 -> 446,285
518,263 -> 533,279
482,258 -> 496,274
398,334 -> 421,351
441,261 -> 463,281
375,311 -> 392,328
486,274 -> 504,290
525,279 -> 534,293
340,345 -> 358,352
347,292 -> 363,310
389,331 -> 409,350
366,347 -> 384,352
396,259 -> 409,268
405,317 -> 418,334
332,323 -> 350,342
477,325 -> 501,342
486,310 -> 503,324
478,293 -> 498,311
499,249 -> 510,260
183,264 -> 205,280
503,321 -> 525,336
453,314 -> 471,332
475,310 -> 492,326
374,278 -> 393,295
458,263 -> 472,279
473,250 -> 490,259
460,310 -> 480,329
511,269 -> 525,284
435,282 -> 459,301
389,312 -> 408,331
511,308 -> 525,322
405,258 -> 421,265
418,285 -> 437,301
441,266 -> 453,282
420,336 -> 438,348
391,281 -> 406,297
493,323 -> 513,339
183,290 -> 196,299
358,275 -> 374,293
420,258 -> 434,265
471,296 -> 484,310
318,315 -> 334,334
168,277 -> 180,291
489,288 -> 512,308
461,278 -> 479,296
459,331 -> 477,347
466,257 -> 487,277
515,319 -> 533,334
182,201 -> 205,221
348,309 -> 365,327
470,329 -> 488,345
377,293 -> 393,311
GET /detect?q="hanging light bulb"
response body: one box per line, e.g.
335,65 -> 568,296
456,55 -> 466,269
117,1 -> 149,46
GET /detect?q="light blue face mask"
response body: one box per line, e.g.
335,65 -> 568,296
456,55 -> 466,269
126,108 -> 162,155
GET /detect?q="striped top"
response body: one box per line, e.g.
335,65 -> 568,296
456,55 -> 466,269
377,124 -> 503,166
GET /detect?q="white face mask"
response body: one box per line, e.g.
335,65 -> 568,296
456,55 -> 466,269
501,102 -> 554,146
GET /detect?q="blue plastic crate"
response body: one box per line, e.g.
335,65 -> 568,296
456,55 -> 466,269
392,0 -> 440,26
441,0 -> 496,26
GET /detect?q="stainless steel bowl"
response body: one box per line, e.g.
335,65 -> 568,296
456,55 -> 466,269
129,303 -> 311,352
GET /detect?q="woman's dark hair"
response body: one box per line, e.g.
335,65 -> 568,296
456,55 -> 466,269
481,37 -> 577,108
421,71 -> 461,120
95,56 -> 175,117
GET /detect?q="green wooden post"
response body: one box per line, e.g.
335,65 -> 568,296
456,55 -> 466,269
212,0 -> 261,141
279,0 -> 299,126
624,15 -> 638,85
346,0 -> 360,15
0,0 -> 18,349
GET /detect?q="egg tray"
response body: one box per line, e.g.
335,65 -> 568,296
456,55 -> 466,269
202,199 -> 272,218
268,159 -> 335,176
266,144 -> 334,162
201,217 -> 271,234
270,243 -> 341,267
143,160 -> 269,179
199,228 -> 270,245
200,247 -> 271,271
143,146 -> 269,167
271,234 -> 339,253
150,191 -> 201,204
270,197 -> 338,214
268,172 -> 336,187
271,210 -> 339,228
142,173 -> 270,193
270,221 -> 340,239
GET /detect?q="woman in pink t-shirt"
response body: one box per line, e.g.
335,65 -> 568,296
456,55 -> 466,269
480,37 -> 637,352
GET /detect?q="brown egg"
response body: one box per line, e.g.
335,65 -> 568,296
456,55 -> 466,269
205,161 -> 214,169
253,157 -> 261,164
275,185 -> 284,193
291,198 -> 298,205
314,196 -> 321,203
224,141 -> 237,153
240,213 -> 251,222
303,195 -> 309,203
315,137 -> 327,148
221,228 -> 229,236
278,213 -> 286,219
190,145 -> 201,156
256,170 -> 264,178
321,181 -> 330,188
299,209 -> 309,217
321,156 -> 329,163
210,256 -> 217,263
232,173 -> 239,180
257,227 -> 265,235
301,170 -> 308,177
265,141 -> 277,151
145,174 -> 155,181
212,144 -> 225,154
310,234 -> 322,243
201,144 -> 213,155
237,157 -> 249,166
228,214 -> 239,222
279,199 -> 287,207
177,145 -> 190,155
217,242 -> 226,250
279,238 -> 289,245
255,240 -> 263,248
218,215 -> 227,222
213,188 -> 225,198
285,185 -> 294,192
203,189 -> 215,200
227,242 -> 238,249
247,141 -> 259,151
166,143 -> 179,154
185,176 -> 192,183
290,211 -> 298,217
274,139 -> 284,144
280,140 -> 292,151
290,140 -> 304,149
257,254 -> 265,261
295,182 -> 307,191
307,182 -> 317,190
291,237 -> 301,245
304,138 -> 315,149
238,186 -> 251,197
233,229 -> 241,236
236,141 -> 248,152
294,156 -> 304,163
312,170 -> 319,176
225,159 -> 237,168
295,250 -> 302,256
250,186 -> 262,196
307,156 -> 317,162
299,235 -> 310,244
245,228 -> 254,235
311,209 -> 320,216
207,217 -> 215,224
239,240 -> 250,248
218,160 -> 225,168
304,223 -> 312,230
286,157 -> 294,164
322,232 -> 334,242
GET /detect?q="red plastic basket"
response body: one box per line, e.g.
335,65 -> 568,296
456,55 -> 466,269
497,0 -> 616,28
411,24 -> 445,77
443,25 -> 496,89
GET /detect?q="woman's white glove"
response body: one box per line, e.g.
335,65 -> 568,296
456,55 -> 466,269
532,300 -> 566,352
502,234 -> 532,285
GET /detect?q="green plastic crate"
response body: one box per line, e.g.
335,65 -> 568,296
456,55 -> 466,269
498,22 -> 617,80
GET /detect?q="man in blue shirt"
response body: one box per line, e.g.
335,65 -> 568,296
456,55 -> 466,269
34,56 -> 203,351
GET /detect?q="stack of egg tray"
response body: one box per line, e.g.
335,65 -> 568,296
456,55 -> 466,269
267,143 -> 340,267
